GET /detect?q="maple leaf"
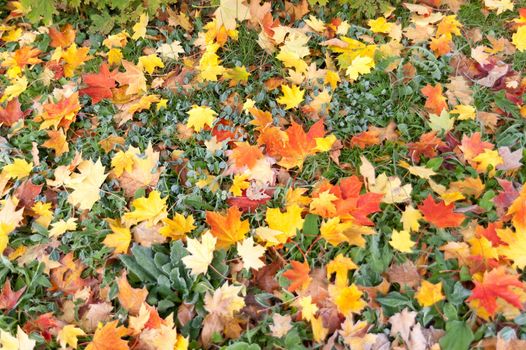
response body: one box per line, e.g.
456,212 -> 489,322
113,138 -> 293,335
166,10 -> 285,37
513,26 -> 526,51
114,60 -> 147,96
276,84 -> 305,110
86,321 -> 130,350
57,325 -> 86,349
49,24 -> 75,48
0,326 -> 36,350
283,260 -> 311,292
138,54 -> 164,74
418,195 -> 465,228
1,158 -> 32,180
508,186 -> 526,233
79,63 -> 116,104
346,56 -> 374,80
237,237 -> 266,270
42,129 -> 69,156
298,295 -> 318,321
206,206 -> 249,249
122,190 -> 168,227
157,41 -> 184,60
389,230 -> 416,253
214,0 -> 251,30
117,272 -> 148,315
50,253 -> 88,295
160,213 -> 195,240
407,131 -> 446,162
182,231 -> 217,276
229,142 -> 264,169
467,267 -> 525,316
0,98 -> 24,126
103,219 -> 131,255
132,13 -> 149,40
64,159 -> 107,210
61,44 -> 90,77
277,120 -> 326,169
186,105 -> 217,132
421,84 -> 447,115
389,308 -> 417,344
416,280 -> 444,307
265,204 -> 304,244
402,205 -> 422,232
0,279 -> 26,311
329,283 -> 367,315
270,314 -> 292,338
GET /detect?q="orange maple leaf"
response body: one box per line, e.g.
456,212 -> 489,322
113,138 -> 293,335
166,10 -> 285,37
277,119 -> 325,169
79,63 -> 116,104
37,92 -> 81,130
50,253 -> 89,295
407,131 -> 446,162
421,84 -> 447,115
229,142 -> 264,169
508,186 -> 526,232
350,130 -> 381,149
49,24 -> 76,48
117,272 -> 148,315
114,60 -> 147,96
283,261 -> 311,292
467,267 -> 526,316
206,206 -> 250,249
86,320 -> 130,350
418,195 -> 465,228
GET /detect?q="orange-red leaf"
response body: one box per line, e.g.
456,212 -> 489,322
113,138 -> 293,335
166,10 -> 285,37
0,98 -> 24,126
49,24 -> 76,48
86,320 -> 130,350
467,267 -> 525,316
418,195 -> 465,228
0,279 -> 26,311
229,142 -> 264,169
283,261 -> 311,292
421,83 -> 447,115
117,272 -> 147,315
79,63 -> 116,104
206,206 -> 250,249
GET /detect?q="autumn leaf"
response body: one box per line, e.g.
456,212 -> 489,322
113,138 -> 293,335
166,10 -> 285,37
415,280 -> 444,307
418,195 -> 465,228
103,219 -> 131,255
421,83 -> 447,115
117,272 -> 148,315
467,267 -> 525,316
214,0 -> 251,30
236,237 -> 265,270
283,260 -> 311,292
389,230 -> 416,253
186,105 -> 217,132
114,60 -> 147,96
276,84 -> 305,110
0,98 -> 24,126
64,158 -> 107,210
182,231 -> 217,276
0,279 -> 26,311
79,63 -> 116,104
86,321 -> 130,350
122,190 -> 168,227
57,325 -> 86,349
206,206 -> 249,249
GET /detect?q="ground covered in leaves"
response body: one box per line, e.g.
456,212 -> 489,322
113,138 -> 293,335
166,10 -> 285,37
1,0 -> 526,349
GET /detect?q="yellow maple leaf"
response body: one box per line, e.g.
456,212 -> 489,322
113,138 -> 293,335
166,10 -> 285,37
513,26 -> 526,52
103,219 -> 132,255
230,174 -> 250,197
132,13 -> 149,40
49,218 -> 77,238
298,296 -> 318,321
0,223 -> 15,254
58,325 -> 86,349
330,283 -> 366,316
389,229 -> 415,253
1,158 -> 32,180
276,84 -> 305,110
108,48 -> 123,65
64,159 -> 108,210
138,54 -> 165,74
206,206 -> 250,249
111,149 -> 136,177
182,231 -> 216,276
346,56 -> 374,81
472,149 -> 503,176
62,44 -> 90,77
327,254 -> 357,287
498,227 -> 526,268
223,66 -> 250,85
401,205 -> 421,232
0,76 -> 27,103
265,204 -> 304,243
368,17 -> 392,33
311,316 -> 328,343
416,280 -> 444,307
122,190 -> 168,227
320,217 -> 374,247
160,213 -> 196,240
186,105 -> 217,132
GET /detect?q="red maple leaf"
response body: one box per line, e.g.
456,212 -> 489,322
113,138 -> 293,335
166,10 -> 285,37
0,279 -> 26,311
283,261 -> 311,292
418,195 -> 465,228
407,131 -> 446,163
467,267 -> 525,316
79,63 -> 116,104
0,98 -> 24,126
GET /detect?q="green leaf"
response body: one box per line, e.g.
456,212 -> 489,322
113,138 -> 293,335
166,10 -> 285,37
21,0 -> 56,24
224,342 -> 261,350
439,321 -> 474,350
